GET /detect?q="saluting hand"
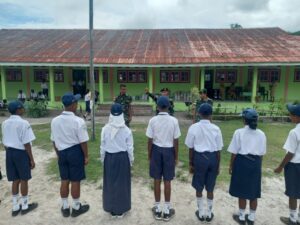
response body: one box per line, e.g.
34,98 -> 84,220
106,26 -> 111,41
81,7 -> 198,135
30,160 -> 35,169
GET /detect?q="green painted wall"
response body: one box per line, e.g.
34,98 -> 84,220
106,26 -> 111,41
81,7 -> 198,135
1,66 -> 299,103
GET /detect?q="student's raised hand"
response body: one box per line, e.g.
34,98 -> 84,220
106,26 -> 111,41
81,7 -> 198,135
84,157 -> 89,166
274,166 -> 283,174
30,160 -> 35,169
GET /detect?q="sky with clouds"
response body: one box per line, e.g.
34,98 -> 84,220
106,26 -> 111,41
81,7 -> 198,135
0,0 -> 299,32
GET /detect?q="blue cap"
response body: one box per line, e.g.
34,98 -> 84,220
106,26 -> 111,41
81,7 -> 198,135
111,103 -> 123,116
62,93 -> 81,106
242,108 -> 258,120
287,103 -> 300,116
198,103 -> 212,116
8,100 -> 24,114
157,96 -> 170,109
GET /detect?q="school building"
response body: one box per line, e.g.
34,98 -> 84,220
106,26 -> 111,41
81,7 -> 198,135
0,28 -> 299,104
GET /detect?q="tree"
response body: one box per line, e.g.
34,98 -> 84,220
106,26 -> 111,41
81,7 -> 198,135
230,23 -> 243,29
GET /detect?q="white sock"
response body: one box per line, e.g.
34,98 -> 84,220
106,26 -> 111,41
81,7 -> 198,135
197,197 -> 204,216
72,198 -> 80,210
12,194 -> 20,211
207,199 -> 213,218
61,198 -> 69,209
290,209 -> 297,223
21,196 -> 29,210
164,202 -> 171,214
248,210 -> 256,221
154,202 -> 161,212
239,209 -> 246,221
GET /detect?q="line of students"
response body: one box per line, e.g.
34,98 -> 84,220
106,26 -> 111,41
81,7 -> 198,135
1,93 -> 300,225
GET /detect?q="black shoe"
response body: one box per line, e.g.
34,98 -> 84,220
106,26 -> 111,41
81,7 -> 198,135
152,206 -> 162,220
12,205 -> 21,217
61,207 -> 70,217
280,216 -> 297,225
233,214 -> 246,225
71,204 -> 89,217
245,214 -> 255,225
21,203 -> 38,215
206,212 -> 214,223
195,210 -> 205,222
163,208 -> 175,222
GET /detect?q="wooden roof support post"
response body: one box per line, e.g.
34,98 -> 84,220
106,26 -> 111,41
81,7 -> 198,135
49,66 -> 55,103
200,67 -> 205,90
0,66 -> 7,100
251,67 -> 258,104
98,67 -> 104,104
148,67 -> 153,103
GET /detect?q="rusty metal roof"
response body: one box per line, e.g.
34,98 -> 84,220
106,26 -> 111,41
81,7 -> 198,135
0,28 -> 300,65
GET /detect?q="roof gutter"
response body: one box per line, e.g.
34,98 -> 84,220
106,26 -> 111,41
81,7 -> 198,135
0,62 -> 299,67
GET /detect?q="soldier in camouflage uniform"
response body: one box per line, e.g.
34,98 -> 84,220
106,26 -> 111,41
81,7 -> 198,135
114,84 -> 133,127
193,88 -> 213,123
145,87 -> 174,116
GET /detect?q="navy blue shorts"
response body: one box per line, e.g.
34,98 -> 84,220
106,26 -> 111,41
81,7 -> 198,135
284,162 -> 300,199
229,154 -> 262,200
6,148 -> 31,181
149,144 -> 175,181
58,144 -> 85,182
192,151 -> 218,193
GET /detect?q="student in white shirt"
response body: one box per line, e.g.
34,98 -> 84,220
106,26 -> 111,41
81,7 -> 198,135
84,89 -> 91,120
29,89 -> 37,100
146,96 -> 181,222
185,103 -> 223,223
17,90 -> 26,103
41,79 -> 48,98
51,93 -> 90,218
100,103 -> 134,217
275,103 -> 300,225
2,101 -> 38,216
228,108 -> 267,225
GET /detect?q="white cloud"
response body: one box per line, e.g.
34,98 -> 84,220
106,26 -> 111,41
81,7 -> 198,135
0,0 -> 299,32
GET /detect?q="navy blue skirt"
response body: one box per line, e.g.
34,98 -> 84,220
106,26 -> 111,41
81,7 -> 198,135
103,151 -> 131,214
229,154 -> 262,200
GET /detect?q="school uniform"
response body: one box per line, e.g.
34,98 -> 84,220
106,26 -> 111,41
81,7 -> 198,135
185,119 -> 223,193
100,110 -> 134,215
283,123 -> 300,199
146,112 -> 181,181
228,126 -> 267,200
84,92 -> 91,113
2,115 -> 36,181
51,111 -> 89,182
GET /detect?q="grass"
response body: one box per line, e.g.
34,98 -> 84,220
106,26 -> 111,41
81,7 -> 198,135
30,120 -> 294,184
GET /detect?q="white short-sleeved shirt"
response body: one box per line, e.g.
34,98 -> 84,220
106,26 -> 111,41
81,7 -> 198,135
283,123 -> 300,163
84,92 -> 91,102
100,125 -> 134,163
185,120 -> 223,152
227,125 -> 267,156
41,83 -> 48,89
146,112 -> 181,148
51,111 -> 89,151
2,115 -> 36,150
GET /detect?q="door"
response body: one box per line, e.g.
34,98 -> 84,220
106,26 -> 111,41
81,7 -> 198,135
72,69 -> 86,98
204,70 -> 214,99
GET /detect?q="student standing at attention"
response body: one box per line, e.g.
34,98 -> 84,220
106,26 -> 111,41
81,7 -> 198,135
2,101 -> 38,216
51,93 -> 90,217
146,96 -> 181,222
185,103 -> 223,223
100,103 -> 134,217
274,103 -> 300,225
228,109 -> 266,225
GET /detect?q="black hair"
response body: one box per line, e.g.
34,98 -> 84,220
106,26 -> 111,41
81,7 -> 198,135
245,118 -> 258,130
120,84 -> 126,88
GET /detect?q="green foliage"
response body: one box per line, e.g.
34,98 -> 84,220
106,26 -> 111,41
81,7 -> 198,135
25,100 -> 49,118
190,86 -> 199,103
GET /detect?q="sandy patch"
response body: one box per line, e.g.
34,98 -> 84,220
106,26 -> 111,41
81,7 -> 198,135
0,147 -> 290,225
